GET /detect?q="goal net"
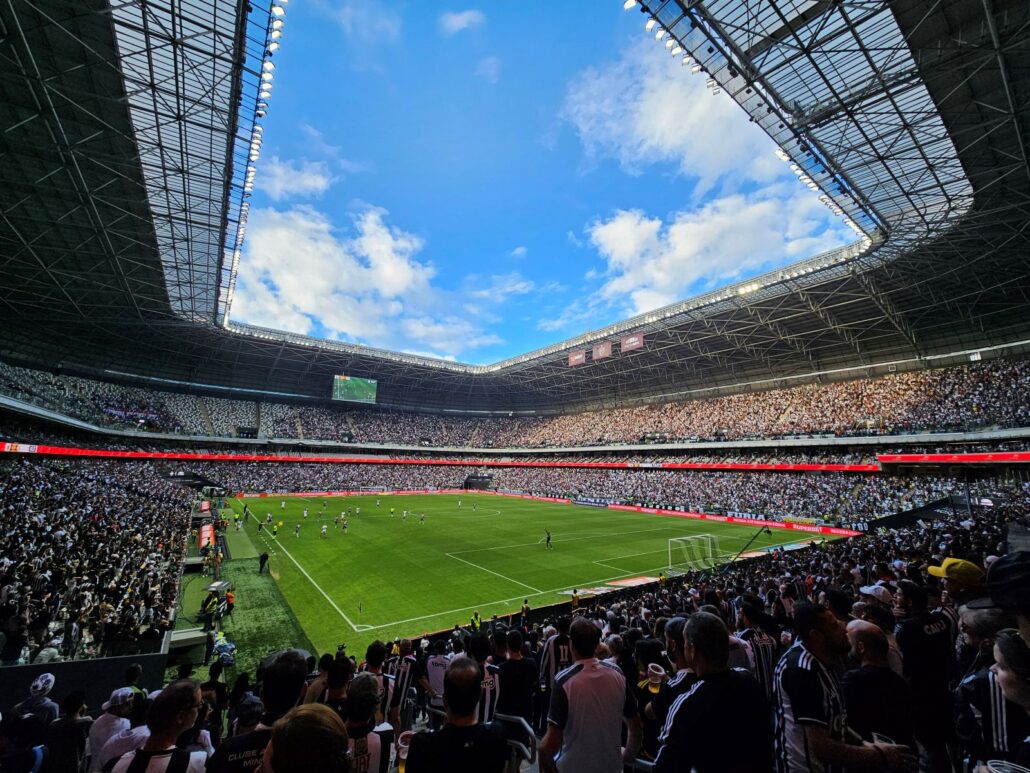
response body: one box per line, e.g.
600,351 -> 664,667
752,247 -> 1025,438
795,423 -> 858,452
668,535 -> 726,573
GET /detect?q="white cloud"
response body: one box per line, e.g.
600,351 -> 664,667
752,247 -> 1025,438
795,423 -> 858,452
509,245 -> 527,258
475,56 -> 501,84
230,205 -> 504,359
299,124 -> 369,174
439,10 -> 485,35
322,0 -> 401,42
467,272 -> 535,301
562,38 -> 783,194
256,156 -> 333,201
588,185 -> 851,316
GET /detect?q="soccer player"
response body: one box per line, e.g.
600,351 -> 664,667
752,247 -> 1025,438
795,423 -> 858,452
420,513 -> 426,525
320,524 -> 328,539
457,500 -> 462,509
333,515 -> 339,529
400,510 -> 405,519
403,511 -> 408,521
342,519 -> 348,534
390,507 -> 395,516
356,506 -> 360,516
472,502 -> 477,513
294,524 -> 301,538
545,530 -> 553,550
272,524 -> 278,539
303,508 -> 308,519
376,498 -> 380,507
266,513 -> 272,524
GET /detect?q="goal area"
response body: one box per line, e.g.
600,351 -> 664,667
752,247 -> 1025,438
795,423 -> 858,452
668,535 -> 729,573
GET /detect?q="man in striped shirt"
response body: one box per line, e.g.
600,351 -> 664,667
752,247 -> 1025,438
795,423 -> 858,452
418,640 -> 451,729
537,616 -> 573,733
738,601 -> 779,701
773,603 -> 914,773
359,641 -> 395,730
388,638 -> 419,731
468,634 -> 502,723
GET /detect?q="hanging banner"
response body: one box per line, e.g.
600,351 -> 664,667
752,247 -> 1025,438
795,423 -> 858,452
592,341 -> 612,360
620,332 -> 644,352
568,350 -> 586,366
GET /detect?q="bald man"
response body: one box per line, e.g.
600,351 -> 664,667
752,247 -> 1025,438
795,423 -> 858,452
842,620 -> 915,748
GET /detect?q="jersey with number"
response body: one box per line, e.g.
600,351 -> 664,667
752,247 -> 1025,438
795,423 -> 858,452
423,654 -> 450,708
388,654 -> 419,713
739,627 -> 778,700
540,633 -> 573,689
348,723 -> 389,773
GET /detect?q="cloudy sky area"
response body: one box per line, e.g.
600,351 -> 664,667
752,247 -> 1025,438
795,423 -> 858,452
230,1 -> 853,363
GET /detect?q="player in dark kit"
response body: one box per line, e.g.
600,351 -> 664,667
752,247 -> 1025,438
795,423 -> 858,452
545,530 -> 553,550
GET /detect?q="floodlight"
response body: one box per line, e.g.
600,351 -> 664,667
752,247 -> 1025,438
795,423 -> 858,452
271,19 -> 283,30
268,42 -> 280,53
645,18 -> 656,31
623,0 -> 636,9
690,64 -> 702,73
271,5 -> 285,17
262,61 -> 275,71
655,28 -> 665,41
681,55 -> 692,66
671,46 -> 682,55
665,38 -> 674,49
270,30 -> 281,39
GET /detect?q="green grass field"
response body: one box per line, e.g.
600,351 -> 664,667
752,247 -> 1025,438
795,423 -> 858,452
226,493 -> 813,656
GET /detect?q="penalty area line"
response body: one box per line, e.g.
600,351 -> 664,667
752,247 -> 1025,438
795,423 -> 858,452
445,553 -> 542,594
245,512 -> 363,633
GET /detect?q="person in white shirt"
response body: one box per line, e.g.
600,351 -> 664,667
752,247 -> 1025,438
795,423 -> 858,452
105,680 -> 207,772
88,688 -> 134,772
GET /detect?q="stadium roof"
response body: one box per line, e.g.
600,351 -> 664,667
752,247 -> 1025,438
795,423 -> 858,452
0,0 -> 1028,412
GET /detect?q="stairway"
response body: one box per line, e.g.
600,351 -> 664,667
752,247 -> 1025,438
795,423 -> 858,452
198,397 -> 215,435
255,402 -> 264,437
294,412 -> 305,439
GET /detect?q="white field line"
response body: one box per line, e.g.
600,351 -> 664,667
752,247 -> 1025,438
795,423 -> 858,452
445,553 -> 543,594
244,510 -> 367,632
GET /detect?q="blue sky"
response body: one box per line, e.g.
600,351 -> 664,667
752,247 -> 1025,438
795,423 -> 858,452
229,1 -> 853,363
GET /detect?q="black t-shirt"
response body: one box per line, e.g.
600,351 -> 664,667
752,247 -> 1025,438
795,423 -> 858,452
894,611 -> 952,698
841,664 -> 915,746
204,727 -> 271,773
496,657 -> 537,723
654,669 -> 771,773
405,722 -> 508,773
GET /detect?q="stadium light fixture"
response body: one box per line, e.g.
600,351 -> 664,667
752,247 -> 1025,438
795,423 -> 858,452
681,55 -> 692,66
272,19 -> 284,30
671,45 -> 682,55
270,29 -> 281,39
623,0 -> 636,9
664,38 -> 674,49
262,61 -> 275,71
691,64 -> 702,74
645,18 -> 656,32
271,4 -> 285,17
268,42 -> 279,53
655,28 -> 665,41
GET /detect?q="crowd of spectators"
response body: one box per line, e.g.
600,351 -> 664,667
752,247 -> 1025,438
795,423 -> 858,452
0,459 -> 193,666
3,357 -> 1030,448
4,487 -> 1030,771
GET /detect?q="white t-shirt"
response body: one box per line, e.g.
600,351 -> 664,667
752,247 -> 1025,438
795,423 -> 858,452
108,746 -> 206,773
88,714 -> 129,772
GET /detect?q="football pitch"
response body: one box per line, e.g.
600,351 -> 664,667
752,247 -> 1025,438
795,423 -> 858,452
227,493 -> 814,655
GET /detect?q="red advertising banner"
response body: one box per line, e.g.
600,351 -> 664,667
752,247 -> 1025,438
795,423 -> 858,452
568,350 -> 586,366
620,332 -> 644,352
200,501 -> 211,512
198,523 -> 215,549
592,341 -> 612,360
878,452 -> 1030,464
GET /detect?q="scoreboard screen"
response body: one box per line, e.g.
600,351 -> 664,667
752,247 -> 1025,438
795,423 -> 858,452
331,374 -> 378,404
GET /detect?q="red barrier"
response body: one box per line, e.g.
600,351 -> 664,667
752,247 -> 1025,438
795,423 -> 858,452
606,504 -> 860,537
878,452 -> 1030,465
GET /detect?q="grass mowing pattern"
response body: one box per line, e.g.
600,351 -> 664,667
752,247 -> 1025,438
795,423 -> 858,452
230,493 -> 815,656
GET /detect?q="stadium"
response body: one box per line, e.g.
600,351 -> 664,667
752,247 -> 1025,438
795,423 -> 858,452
0,0 -> 1029,771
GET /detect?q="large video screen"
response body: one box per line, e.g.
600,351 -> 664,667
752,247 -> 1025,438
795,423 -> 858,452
331,374 -> 378,404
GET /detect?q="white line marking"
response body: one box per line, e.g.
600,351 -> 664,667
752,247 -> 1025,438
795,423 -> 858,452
449,524 -> 684,555
445,553 -> 542,594
244,511 -> 362,633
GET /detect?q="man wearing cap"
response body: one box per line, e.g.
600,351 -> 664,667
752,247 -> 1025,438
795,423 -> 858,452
89,688 -> 134,772
12,673 -> 59,725
986,551 -> 1030,644
928,558 -> 985,604
858,584 -> 894,608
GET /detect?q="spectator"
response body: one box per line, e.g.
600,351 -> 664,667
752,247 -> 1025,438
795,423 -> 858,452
343,673 -> 390,773
539,617 -> 642,773
405,656 -> 508,773
12,674 -> 59,726
893,580 -> 952,771
991,629 -> 1030,767
46,691 -> 92,772
205,649 -> 308,773
841,620 -> 915,748
89,689 -> 134,772
773,603 -> 914,772
986,551 -> 1030,644
105,679 -> 207,772
495,629 -> 537,726
654,612 -> 771,772
259,704 -> 349,773
0,714 -> 49,773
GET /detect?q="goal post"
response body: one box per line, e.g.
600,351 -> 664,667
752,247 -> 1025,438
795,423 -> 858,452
668,535 -> 726,573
